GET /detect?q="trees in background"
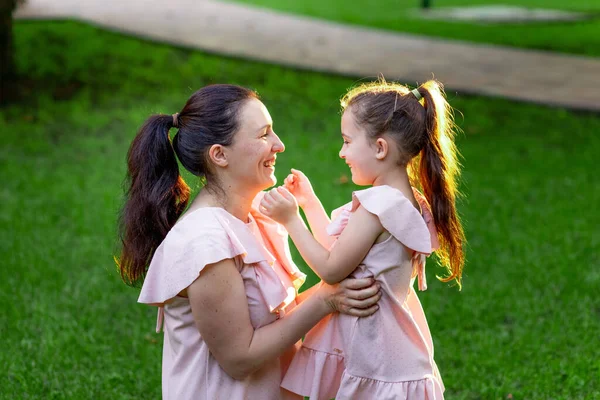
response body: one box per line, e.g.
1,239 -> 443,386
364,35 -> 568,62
1,0 -> 24,104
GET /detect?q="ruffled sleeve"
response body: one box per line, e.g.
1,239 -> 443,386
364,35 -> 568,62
327,186 -> 440,291
352,186 -> 433,254
326,202 -> 353,238
138,208 -> 270,307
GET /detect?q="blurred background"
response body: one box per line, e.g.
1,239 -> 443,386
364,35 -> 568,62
1,0 -> 599,398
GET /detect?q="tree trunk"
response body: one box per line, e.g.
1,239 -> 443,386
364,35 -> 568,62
0,12 -> 15,104
1,0 -> 21,105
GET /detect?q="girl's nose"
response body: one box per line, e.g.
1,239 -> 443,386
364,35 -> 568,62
339,147 -> 345,159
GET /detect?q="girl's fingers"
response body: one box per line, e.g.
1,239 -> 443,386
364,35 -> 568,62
268,188 -> 284,202
276,186 -> 295,202
259,200 -> 271,215
290,168 -> 305,178
261,193 -> 274,206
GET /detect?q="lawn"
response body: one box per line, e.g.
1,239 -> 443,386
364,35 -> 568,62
1,21 -> 599,399
231,0 -> 600,57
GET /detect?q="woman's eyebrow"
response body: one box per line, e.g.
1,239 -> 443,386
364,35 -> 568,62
255,123 -> 271,133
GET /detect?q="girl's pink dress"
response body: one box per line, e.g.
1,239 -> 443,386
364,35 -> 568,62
281,185 -> 445,400
138,193 -> 306,400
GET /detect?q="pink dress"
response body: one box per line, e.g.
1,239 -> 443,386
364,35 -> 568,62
281,185 -> 445,400
138,193 -> 306,400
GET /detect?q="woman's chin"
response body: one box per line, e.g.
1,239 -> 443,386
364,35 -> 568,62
256,175 -> 277,191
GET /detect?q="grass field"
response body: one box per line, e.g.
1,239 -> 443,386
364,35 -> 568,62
232,0 -> 600,56
1,20 -> 599,399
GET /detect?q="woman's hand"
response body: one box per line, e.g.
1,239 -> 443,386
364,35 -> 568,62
284,169 -> 316,209
316,277 -> 381,317
260,186 -> 299,225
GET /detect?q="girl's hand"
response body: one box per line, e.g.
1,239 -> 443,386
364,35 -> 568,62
259,186 -> 299,225
284,169 -> 316,209
316,277 -> 381,317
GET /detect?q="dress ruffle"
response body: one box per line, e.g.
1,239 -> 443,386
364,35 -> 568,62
336,372 -> 444,400
250,192 -> 306,291
139,194 -> 305,330
281,346 -> 345,400
327,185 -> 439,292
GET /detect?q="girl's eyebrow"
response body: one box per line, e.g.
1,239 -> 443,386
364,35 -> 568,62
341,133 -> 351,139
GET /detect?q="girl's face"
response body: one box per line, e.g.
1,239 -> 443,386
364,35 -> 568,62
226,99 -> 285,192
339,109 -> 379,186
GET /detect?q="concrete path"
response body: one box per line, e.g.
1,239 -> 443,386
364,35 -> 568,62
15,0 -> 600,111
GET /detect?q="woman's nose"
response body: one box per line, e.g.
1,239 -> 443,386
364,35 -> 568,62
272,132 -> 285,153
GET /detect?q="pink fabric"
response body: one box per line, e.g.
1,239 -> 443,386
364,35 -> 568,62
138,192 -> 305,400
281,185 -> 445,400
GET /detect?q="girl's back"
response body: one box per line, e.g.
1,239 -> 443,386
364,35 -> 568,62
282,185 -> 445,399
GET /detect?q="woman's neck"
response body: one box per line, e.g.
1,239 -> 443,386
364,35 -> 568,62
193,185 -> 256,223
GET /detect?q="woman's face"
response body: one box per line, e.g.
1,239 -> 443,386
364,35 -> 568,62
226,98 -> 285,192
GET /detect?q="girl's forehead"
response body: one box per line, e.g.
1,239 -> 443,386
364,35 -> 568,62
341,109 -> 361,134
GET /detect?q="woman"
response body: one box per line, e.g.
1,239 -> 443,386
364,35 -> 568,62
117,84 -> 381,399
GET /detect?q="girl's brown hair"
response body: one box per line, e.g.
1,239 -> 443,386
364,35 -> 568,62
117,84 -> 258,286
341,78 -> 465,287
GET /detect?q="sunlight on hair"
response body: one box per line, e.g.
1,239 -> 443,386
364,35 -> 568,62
342,77 -> 465,289
340,77 -> 411,111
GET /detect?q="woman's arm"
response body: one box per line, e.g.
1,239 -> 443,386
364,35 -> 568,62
187,259 -> 380,380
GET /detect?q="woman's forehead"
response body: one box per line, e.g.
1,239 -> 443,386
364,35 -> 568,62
240,99 -> 272,131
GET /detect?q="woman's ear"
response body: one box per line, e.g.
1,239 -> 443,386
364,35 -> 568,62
208,144 -> 229,167
375,137 -> 389,160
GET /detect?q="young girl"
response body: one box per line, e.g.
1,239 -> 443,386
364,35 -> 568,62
259,79 -> 465,399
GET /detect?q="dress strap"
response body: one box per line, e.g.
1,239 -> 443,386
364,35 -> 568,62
156,307 -> 164,333
412,252 -> 427,291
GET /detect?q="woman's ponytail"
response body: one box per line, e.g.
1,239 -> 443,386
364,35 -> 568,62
117,114 -> 190,286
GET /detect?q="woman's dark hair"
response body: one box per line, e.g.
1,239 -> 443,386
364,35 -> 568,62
341,78 -> 465,288
117,84 -> 258,285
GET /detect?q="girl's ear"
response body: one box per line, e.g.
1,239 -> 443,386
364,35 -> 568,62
208,144 -> 229,167
375,137 -> 389,160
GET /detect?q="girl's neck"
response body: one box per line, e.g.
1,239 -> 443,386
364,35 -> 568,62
372,167 -> 415,201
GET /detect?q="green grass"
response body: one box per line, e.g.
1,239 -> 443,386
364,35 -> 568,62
230,0 -> 600,57
2,21 -> 600,399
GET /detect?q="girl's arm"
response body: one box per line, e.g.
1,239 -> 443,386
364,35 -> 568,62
284,169 -> 334,248
261,187 -> 383,284
299,196 -> 335,249
187,259 -> 380,380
